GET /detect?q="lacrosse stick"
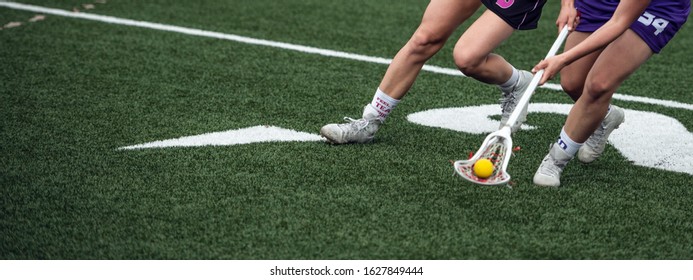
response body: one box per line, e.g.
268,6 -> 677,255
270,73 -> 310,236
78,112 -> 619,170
454,26 -> 569,186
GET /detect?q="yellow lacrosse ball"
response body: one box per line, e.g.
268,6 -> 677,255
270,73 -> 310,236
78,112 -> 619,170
473,158 -> 494,179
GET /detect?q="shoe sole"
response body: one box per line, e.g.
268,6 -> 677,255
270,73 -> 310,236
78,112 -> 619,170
319,129 -> 373,145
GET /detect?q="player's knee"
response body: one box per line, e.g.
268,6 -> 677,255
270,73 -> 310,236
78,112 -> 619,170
453,50 -> 483,75
560,77 -> 583,98
583,78 -> 615,102
407,29 -> 447,56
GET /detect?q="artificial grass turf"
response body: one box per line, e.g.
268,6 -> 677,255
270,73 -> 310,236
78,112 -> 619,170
1,0 -> 692,259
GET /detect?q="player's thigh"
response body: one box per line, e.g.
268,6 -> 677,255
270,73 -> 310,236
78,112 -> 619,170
419,0 -> 481,38
454,9 -> 514,61
560,31 -> 601,95
586,29 -> 653,96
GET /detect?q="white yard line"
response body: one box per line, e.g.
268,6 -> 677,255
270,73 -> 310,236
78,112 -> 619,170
2,1 -> 692,111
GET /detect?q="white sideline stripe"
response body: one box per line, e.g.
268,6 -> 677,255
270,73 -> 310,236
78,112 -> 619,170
0,2 -> 398,64
612,93 -> 693,110
539,83 -> 693,111
2,1 -> 692,111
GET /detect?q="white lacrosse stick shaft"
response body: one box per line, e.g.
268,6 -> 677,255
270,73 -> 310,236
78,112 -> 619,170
504,26 -> 570,129
454,26 -> 569,186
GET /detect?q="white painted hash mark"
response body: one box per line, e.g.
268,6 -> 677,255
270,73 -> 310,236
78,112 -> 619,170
118,126 -> 323,150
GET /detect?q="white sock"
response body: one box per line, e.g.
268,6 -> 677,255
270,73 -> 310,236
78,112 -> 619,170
365,88 -> 400,120
557,127 -> 583,156
499,67 -> 520,93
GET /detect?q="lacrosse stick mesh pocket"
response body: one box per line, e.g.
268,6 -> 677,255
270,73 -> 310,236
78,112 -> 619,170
455,141 -> 510,185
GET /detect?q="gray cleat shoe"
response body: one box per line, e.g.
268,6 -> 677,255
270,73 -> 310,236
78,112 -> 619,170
320,108 -> 382,144
533,143 -> 573,187
577,105 -> 625,164
500,70 -> 534,132
320,117 -> 381,144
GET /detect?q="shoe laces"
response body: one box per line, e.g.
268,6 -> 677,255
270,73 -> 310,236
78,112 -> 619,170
541,157 -> 563,177
342,117 -> 371,131
500,73 -> 530,113
539,156 -> 563,177
540,146 -> 568,177
499,93 -> 516,113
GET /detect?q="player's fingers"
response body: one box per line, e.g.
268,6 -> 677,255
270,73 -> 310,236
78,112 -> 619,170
531,60 -> 546,73
539,71 -> 553,85
556,16 -> 567,32
573,10 -> 581,30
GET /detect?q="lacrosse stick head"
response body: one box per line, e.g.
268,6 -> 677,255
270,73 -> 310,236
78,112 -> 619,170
452,27 -> 570,187
454,128 -> 513,186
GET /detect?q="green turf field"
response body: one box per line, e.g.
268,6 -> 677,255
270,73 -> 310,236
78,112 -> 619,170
1,0 -> 692,259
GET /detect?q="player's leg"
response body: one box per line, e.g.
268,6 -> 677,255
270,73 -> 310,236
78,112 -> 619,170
574,0 -> 690,163
565,30 -> 652,143
556,31 -> 623,164
559,31 -> 602,102
321,0 -> 481,144
380,0 -> 481,100
534,29 -> 653,187
555,1 -> 616,163
453,9 -> 515,86
453,10 -> 529,132
564,29 -> 651,160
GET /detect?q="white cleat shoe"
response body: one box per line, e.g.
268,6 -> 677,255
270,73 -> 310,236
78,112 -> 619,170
533,144 -> 573,187
321,104 -> 384,144
500,70 -> 534,132
320,116 -> 382,144
577,105 -> 625,164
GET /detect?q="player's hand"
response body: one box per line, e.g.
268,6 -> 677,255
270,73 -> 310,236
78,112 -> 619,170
532,55 -> 567,85
556,7 -> 580,32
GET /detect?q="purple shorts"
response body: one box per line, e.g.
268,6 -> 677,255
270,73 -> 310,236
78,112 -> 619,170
575,0 -> 691,53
